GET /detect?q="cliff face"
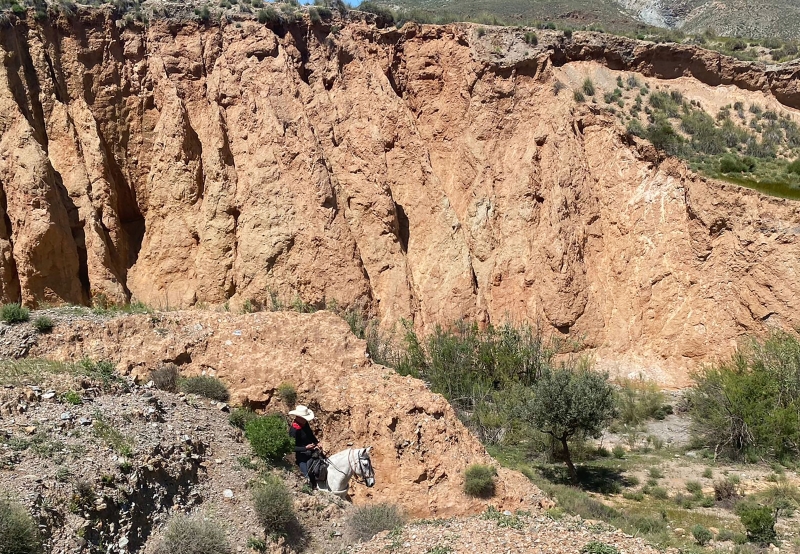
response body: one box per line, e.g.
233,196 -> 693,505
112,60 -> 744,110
1,12 -> 800,383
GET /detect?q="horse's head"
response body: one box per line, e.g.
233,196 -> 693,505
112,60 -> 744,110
357,447 -> 375,487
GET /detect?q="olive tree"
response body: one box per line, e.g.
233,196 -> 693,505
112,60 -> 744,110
529,367 -> 617,484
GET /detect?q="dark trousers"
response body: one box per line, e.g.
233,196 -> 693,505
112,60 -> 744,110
298,460 -> 317,488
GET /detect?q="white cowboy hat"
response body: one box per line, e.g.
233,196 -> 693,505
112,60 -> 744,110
288,405 -> 315,421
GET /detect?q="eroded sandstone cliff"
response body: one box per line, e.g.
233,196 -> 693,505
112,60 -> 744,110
1,11 -> 800,382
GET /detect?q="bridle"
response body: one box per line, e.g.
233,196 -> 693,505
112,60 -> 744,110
326,448 -> 374,485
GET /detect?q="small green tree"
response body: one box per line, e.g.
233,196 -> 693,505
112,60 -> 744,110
529,367 -> 617,484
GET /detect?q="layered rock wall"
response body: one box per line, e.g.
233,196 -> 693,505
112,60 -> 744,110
1,13 -> 800,381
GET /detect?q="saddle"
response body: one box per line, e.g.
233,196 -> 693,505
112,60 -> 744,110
307,450 -> 328,483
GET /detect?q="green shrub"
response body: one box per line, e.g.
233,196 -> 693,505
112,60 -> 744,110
581,78 -> 595,96
524,31 -> 537,45
649,486 -> 668,500
612,445 -> 625,459
252,474 -> 293,534
717,528 -> 735,542
720,154 -> 757,173
62,391 -> 82,405
702,468 -> 713,479
1,304 -> 29,324
308,6 -> 321,23
754,481 -> 800,517
788,159 -> 800,175
648,467 -> 664,479
277,382 -> 297,407
229,407 -> 258,430
154,513 -> 230,554
686,481 -> 703,495
151,364 -> 180,392
581,543 -> 619,554
245,415 -> 294,462
691,524 -> 712,546
357,1 -> 394,24
689,332 -> 800,460
737,504 -> 776,544
616,378 -> 669,426
622,490 -> 644,501
32,316 -> 54,333
179,376 -> 229,401
573,90 -> 585,103
257,7 -> 278,23
626,119 -> 645,137
346,503 -> 404,542
627,514 -> 667,534
463,464 -> 496,498
0,498 -> 41,554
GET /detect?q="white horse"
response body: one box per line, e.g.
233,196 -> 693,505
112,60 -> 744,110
315,447 -> 375,497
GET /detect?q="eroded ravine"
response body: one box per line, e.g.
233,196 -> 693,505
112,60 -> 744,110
0,12 -> 799,383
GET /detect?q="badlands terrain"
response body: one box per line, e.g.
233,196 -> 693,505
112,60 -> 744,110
0,3 -> 800,554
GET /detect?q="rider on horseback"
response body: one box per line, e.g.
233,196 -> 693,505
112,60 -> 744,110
288,405 -> 322,488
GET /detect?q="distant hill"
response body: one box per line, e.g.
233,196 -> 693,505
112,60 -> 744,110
379,0 -> 800,39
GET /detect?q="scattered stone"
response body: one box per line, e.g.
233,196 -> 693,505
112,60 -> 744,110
223,489 -> 234,499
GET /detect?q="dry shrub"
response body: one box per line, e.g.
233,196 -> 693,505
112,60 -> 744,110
154,513 -> 230,554
179,375 -> 229,401
151,364 -> 180,392
346,503 -> 404,542
252,474 -> 293,534
0,498 -> 42,554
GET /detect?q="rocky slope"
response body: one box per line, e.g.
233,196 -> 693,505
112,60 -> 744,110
0,350 -> 660,554
1,11 -> 800,383
19,308 -> 536,517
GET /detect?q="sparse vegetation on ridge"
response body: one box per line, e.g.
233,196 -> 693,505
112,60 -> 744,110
617,83 -> 800,199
